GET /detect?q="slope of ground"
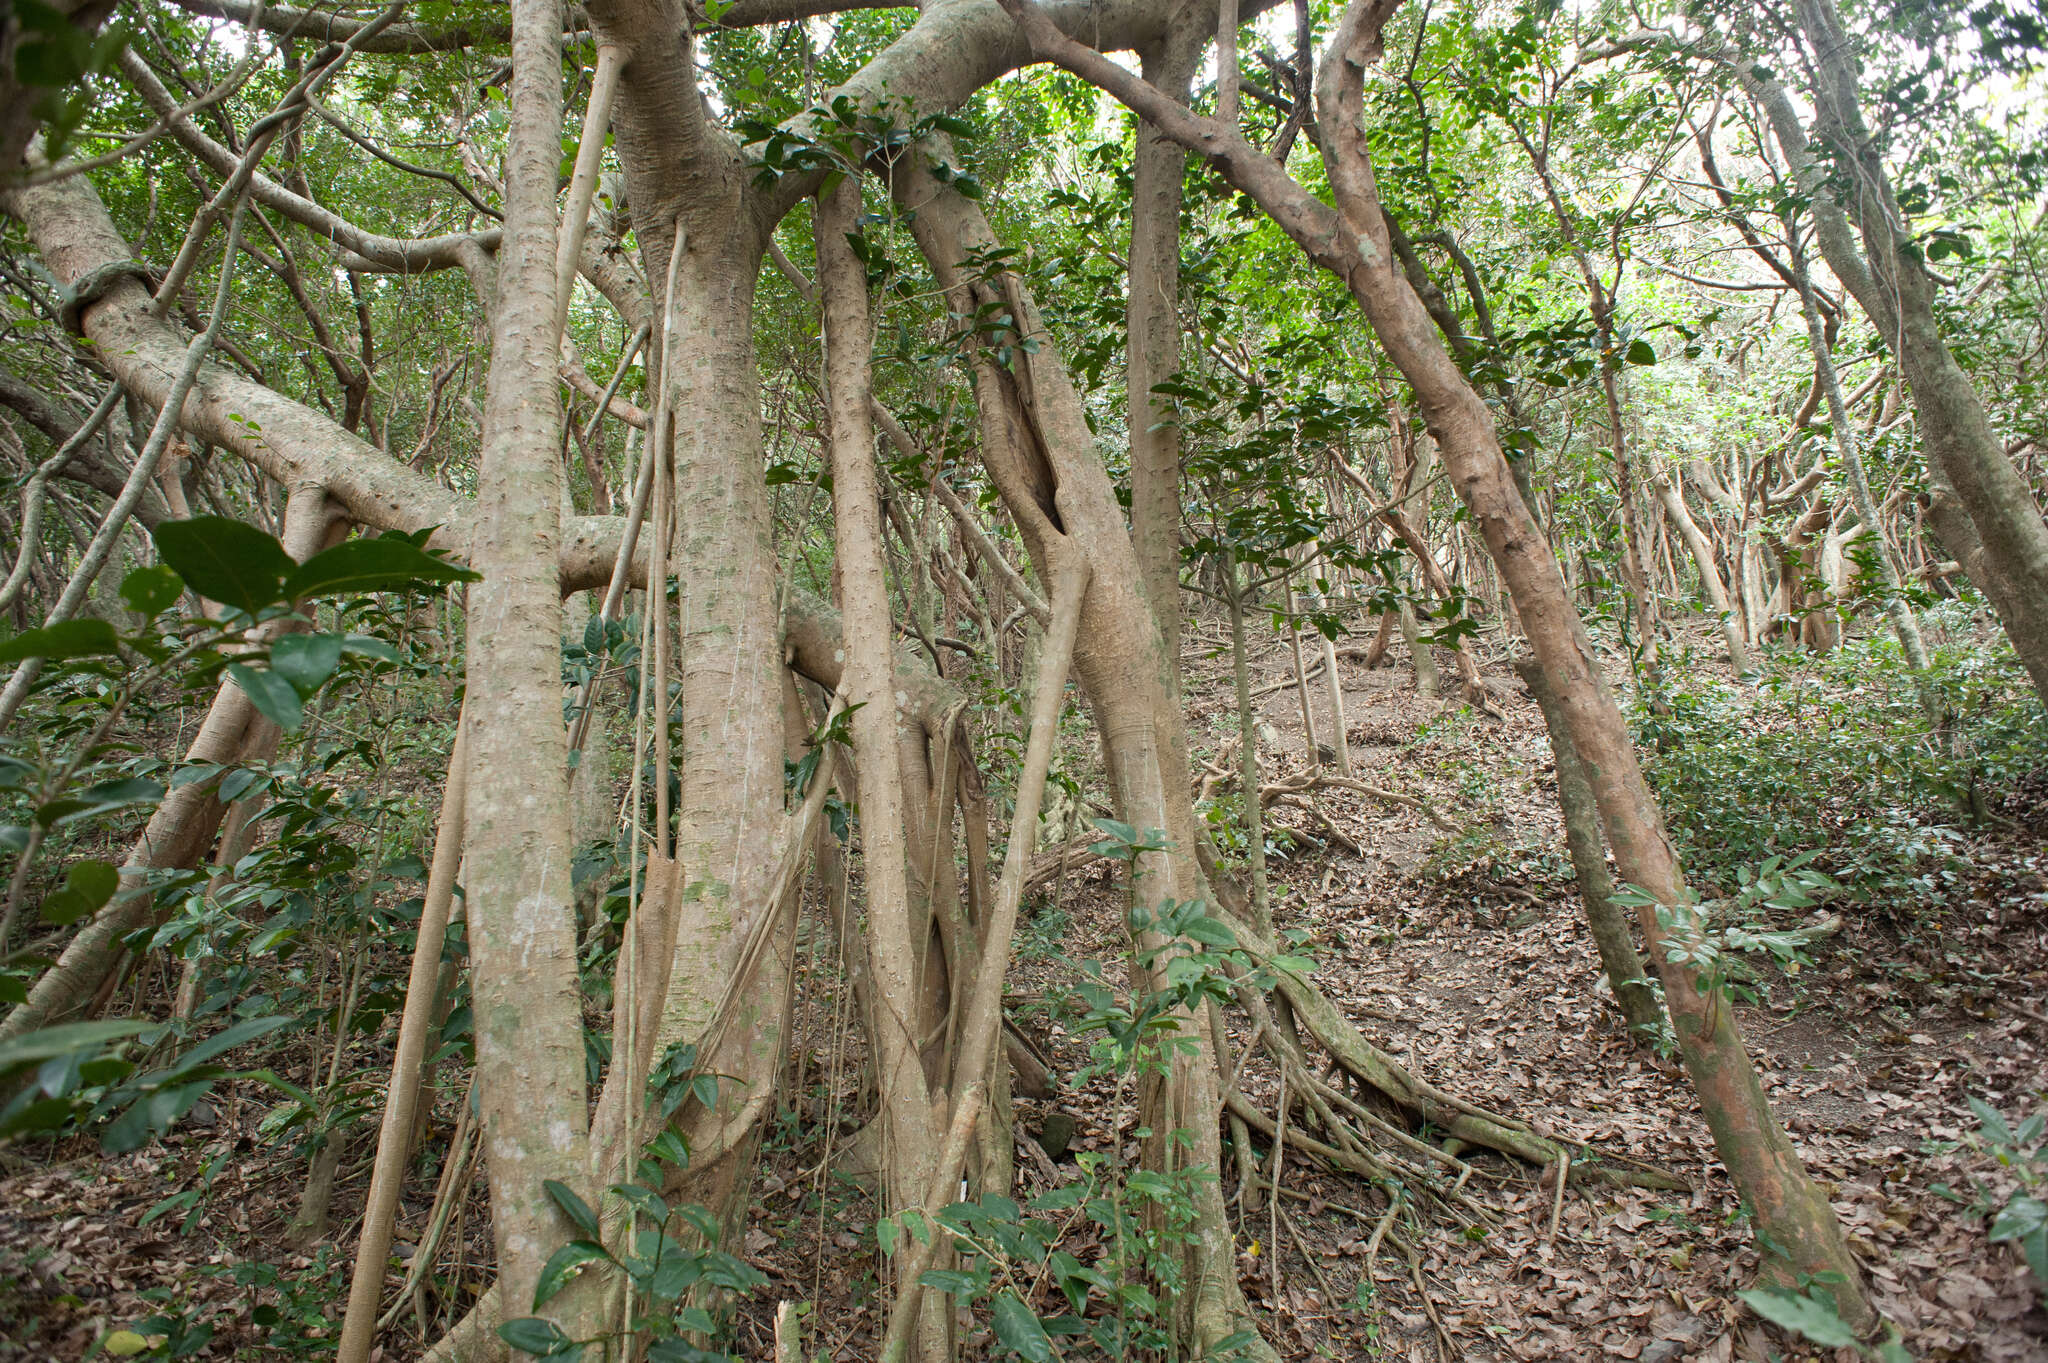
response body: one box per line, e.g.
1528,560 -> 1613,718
1,628 -> 2043,1362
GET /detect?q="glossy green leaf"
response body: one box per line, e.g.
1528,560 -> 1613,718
991,1291 -> 1054,1361
0,618 -> 121,662
544,1178 -> 602,1240
496,1316 -> 578,1357
229,663 -> 303,731
269,633 -> 344,693
40,858 -> 118,925
282,534 -> 480,601
152,516 -> 295,615
119,564 -> 184,616
534,1241 -> 611,1307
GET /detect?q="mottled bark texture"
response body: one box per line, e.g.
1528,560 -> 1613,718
1126,20 -> 1206,662
459,0 -> 597,1341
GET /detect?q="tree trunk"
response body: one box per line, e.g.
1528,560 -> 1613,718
1126,29 -> 1204,663
1651,471 -> 1752,672
1512,659 -> 1662,1036
1309,9 -> 1876,1329
0,482 -> 333,1045
817,173 -> 948,1362
458,0 -> 597,1339
893,152 -> 1275,1361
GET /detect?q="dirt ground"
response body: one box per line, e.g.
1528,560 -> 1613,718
2,631 -> 2044,1361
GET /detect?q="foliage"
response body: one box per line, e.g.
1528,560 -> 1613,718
497,1176 -> 767,1363
1929,1095 -> 2048,1306
1635,616 -> 2048,903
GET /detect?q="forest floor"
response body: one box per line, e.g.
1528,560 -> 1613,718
1,627 -> 2044,1361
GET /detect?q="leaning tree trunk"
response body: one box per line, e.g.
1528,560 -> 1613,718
0,480 -> 333,1044
996,0 -> 1892,1330
1512,658 -> 1662,1036
1307,6 -> 1877,1331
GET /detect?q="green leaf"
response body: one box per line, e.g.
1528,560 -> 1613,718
1624,338 -> 1657,366
1989,1194 -> 2046,1244
229,663 -> 304,731
919,1268 -> 979,1295
166,1014 -> 294,1074
269,634 -> 345,693
1968,1096 -> 2015,1146
119,564 -> 184,616
991,1291 -> 1054,1361
43,776 -> 163,826
0,1019 -> 152,1075
282,534 -> 480,601
1738,1287 -> 1858,1347
0,617 -> 121,662
496,1316 -> 578,1357
535,1241 -> 612,1307
152,516 -> 295,615
39,858 -> 118,925
1181,916 -> 1236,948
339,634 -> 402,665
544,1179 -> 602,1240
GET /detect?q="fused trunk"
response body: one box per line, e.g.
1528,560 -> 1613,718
817,174 -> 948,1360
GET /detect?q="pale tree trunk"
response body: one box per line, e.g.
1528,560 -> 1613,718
1778,205 -> 1931,674
589,0 -> 794,1243
893,151 -> 1275,1361
0,481 -> 333,1045
817,174 -> 948,1362
1396,579 -> 1439,698
1226,559 -> 1276,929
1745,3 -> 2048,704
1126,25 -> 1205,662
459,0 -> 596,1340
1310,544 -> 1353,774
1650,470 -> 1752,672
